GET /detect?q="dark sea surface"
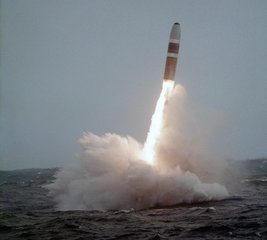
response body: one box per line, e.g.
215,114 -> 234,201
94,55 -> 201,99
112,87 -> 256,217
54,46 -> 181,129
0,159 -> 266,239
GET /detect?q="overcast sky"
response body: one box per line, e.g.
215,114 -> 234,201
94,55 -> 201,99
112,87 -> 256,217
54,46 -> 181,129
1,0 -> 267,170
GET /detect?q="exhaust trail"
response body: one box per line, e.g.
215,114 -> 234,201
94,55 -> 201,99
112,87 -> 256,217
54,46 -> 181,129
142,80 -> 174,165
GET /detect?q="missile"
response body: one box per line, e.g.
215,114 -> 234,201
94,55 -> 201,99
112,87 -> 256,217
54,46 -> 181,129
163,23 -> 181,81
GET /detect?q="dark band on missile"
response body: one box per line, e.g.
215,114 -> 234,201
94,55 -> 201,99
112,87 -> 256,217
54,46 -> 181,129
168,43 -> 179,54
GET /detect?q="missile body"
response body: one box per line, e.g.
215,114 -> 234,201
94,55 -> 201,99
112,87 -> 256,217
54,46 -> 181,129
163,23 -> 181,81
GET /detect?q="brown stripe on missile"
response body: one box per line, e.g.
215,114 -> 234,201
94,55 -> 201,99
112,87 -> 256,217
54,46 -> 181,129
168,42 -> 179,54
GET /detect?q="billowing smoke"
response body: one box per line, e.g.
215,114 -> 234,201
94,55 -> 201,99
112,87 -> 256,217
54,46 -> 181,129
46,83 -> 229,210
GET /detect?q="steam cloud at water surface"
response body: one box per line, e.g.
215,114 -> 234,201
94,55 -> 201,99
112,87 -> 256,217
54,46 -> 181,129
46,84 -> 229,210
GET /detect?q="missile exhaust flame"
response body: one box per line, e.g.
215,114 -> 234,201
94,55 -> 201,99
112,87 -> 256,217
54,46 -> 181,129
142,80 -> 174,165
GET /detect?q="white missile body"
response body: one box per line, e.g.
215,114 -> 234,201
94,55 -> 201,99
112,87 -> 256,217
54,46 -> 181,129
163,23 -> 181,81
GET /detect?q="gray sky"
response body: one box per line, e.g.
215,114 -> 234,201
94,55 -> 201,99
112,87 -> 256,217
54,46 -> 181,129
1,0 -> 267,170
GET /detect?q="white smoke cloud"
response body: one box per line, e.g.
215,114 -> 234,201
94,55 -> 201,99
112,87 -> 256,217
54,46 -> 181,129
46,83 -> 229,210
155,85 -> 228,182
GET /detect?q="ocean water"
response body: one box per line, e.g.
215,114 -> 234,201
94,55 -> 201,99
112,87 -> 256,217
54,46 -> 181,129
0,159 -> 266,239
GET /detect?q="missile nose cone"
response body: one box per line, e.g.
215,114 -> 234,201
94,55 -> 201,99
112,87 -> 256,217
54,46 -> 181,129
170,22 -> 181,41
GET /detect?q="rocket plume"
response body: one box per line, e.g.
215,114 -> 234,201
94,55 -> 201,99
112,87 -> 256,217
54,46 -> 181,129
46,83 -> 229,210
142,80 -> 174,165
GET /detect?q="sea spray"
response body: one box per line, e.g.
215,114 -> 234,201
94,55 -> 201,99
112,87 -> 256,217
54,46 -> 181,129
46,83 -> 229,210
